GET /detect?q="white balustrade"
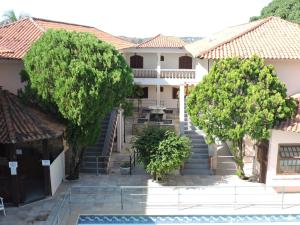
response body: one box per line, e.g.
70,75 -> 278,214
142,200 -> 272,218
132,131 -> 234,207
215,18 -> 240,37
133,69 -> 196,79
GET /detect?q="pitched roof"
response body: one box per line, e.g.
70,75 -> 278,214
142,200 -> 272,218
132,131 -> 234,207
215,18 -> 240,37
136,34 -> 186,48
275,94 -> 300,133
0,88 -> 64,144
0,17 -> 133,59
186,17 -> 300,59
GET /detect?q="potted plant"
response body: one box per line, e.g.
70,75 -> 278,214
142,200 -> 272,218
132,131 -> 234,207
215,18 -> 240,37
120,162 -> 131,175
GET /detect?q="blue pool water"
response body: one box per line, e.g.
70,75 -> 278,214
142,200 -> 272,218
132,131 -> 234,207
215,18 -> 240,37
77,215 -> 300,224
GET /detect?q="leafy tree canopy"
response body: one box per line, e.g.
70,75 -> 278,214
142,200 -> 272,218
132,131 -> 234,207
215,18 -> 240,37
250,0 -> 300,23
133,127 -> 190,180
187,56 -> 297,175
21,30 -> 133,178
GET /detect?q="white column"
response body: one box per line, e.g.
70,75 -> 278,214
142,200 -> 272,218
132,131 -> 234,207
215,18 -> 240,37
156,53 -> 161,106
117,108 -> 124,152
179,84 -> 185,135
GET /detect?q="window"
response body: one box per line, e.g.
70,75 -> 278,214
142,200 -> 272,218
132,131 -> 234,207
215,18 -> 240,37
130,55 -> 143,68
172,87 -> 179,99
160,87 -> 164,92
141,87 -> 148,98
277,145 -> 300,174
160,55 -> 164,61
179,56 -> 192,69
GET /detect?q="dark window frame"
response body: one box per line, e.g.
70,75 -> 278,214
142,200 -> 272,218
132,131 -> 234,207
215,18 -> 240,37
277,144 -> 300,175
179,55 -> 192,69
130,55 -> 143,69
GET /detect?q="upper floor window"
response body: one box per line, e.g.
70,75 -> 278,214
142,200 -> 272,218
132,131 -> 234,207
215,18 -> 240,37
179,56 -> 192,69
130,55 -> 143,68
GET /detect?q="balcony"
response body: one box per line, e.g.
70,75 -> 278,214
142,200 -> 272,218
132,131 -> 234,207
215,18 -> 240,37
133,69 -> 196,79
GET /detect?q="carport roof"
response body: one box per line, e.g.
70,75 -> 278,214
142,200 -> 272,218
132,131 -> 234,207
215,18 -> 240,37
0,88 -> 64,144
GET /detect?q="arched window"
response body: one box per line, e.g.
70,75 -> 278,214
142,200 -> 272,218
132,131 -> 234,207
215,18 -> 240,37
130,55 -> 143,68
179,56 -> 192,69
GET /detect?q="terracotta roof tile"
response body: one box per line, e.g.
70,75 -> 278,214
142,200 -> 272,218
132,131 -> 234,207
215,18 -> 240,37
0,17 -> 133,59
137,34 -> 186,48
33,18 -> 133,50
0,88 -> 64,144
186,17 -> 300,59
275,94 -> 300,133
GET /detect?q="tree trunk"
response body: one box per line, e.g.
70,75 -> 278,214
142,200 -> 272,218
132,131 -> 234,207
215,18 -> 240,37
237,138 -> 245,177
231,139 -> 245,178
67,145 -> 85,180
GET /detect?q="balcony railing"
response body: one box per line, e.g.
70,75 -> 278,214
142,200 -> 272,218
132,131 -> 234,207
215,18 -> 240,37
133,69 -> 196,79
160,69 -> 195,79
133,69 -> 157,78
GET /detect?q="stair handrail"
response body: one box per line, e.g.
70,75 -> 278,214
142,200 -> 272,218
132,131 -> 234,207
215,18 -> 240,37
100,108 -> 118,172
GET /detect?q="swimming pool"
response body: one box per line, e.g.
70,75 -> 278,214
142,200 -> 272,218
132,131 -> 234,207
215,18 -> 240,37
77,215 -> 300,224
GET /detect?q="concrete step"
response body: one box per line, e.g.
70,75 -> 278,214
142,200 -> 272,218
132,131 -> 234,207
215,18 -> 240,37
190,139 -> 206,144
191,149 -> 209,154
186,158 -> 208,164
86,146 -> 102,151
191,143 -> 208,148
190,153 -> 209,159
217,162 -> 237,170
82,161 -> 108,168
80,168 -> 107,174
181,169 -> 212,175
215,169 -> 237,176
184,163 -> 209,169
187,135 -> 205,140
83,151 -> 101,157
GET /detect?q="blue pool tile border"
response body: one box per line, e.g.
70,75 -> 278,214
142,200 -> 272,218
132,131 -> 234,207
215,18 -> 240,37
78,215 -> 300,224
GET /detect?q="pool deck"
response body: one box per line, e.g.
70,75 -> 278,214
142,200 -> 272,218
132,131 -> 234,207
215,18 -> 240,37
0,174 -> 300,225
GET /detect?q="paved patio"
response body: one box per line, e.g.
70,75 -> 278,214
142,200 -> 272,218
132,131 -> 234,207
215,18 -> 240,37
1,174 -> 300,225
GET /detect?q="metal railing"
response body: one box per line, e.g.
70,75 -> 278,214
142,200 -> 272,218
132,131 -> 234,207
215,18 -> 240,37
69,185 -> 300,211
48,191 -> 70,225
94,152 -> 137,175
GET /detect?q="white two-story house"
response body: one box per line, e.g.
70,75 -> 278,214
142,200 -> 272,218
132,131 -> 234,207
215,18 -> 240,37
122,34 -> 210,134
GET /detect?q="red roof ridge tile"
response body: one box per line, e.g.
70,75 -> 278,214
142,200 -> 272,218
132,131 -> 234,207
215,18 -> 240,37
136,34 -> 186,48
197,17 -> 272,58
32,17 -> 94,29
136,34 -> 162,48
29,17 -> 46,32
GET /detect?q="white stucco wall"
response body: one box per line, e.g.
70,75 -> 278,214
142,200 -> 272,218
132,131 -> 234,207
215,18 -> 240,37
0,60 -> 24,94
50,150 -> 66,195
266,60 -> 300,95
124,52 -> 196,70
267,129 -> 300,187
195,58 -> 210,81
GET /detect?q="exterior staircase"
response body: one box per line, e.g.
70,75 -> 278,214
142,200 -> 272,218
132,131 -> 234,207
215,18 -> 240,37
182,111 -> 212,175
81,110 -> 118,174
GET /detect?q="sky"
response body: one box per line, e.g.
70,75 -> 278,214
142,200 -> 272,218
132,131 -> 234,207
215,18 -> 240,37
0,0 -> 272,38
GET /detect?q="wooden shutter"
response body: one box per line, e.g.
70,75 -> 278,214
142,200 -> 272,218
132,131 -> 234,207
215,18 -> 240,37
179,56 -> 192,69
130,55 -> 143,68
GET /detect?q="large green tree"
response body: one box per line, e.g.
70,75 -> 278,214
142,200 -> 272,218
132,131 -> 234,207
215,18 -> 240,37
187,56 -> 297,177
250,0 -> 300,23
21,29 -> 133,179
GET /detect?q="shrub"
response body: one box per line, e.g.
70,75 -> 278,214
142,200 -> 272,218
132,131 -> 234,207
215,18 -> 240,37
133,127 -> 190,180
